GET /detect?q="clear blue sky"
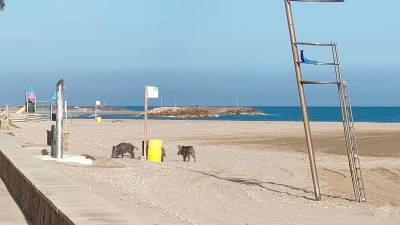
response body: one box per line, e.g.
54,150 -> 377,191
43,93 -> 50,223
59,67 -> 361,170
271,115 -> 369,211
0,0 -> 399,106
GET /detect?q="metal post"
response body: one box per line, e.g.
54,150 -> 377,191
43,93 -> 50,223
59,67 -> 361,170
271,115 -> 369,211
142,140 -> 145,158
25,92 -> 28,114
34,98 -> 37,114
284,0 -> 321,200
143,87 -> 148,158
55,79 -> 64,159
50,99 -> 53,121
64,100 -> 68,132
51,125 -> 56,157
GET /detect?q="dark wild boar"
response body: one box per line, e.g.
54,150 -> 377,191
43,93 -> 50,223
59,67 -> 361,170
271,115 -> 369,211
111,143 -> 138,159
178,145 -> 196,162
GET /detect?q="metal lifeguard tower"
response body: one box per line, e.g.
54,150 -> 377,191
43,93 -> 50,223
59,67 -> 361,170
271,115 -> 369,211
284,0 -> 366,202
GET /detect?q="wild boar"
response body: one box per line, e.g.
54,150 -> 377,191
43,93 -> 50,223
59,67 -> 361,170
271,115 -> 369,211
178,145 -> 196,162
111,143 -> 138,159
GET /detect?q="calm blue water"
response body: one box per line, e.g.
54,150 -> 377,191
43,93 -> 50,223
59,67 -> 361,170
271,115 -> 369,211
77,106 -> 400,123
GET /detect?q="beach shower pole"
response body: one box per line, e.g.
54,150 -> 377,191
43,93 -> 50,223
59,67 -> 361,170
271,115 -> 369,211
284,0 -> 321,200
55,79 -> 64,159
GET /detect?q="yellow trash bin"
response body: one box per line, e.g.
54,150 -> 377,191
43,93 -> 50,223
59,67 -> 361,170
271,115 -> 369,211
147,139 -> 163,162
95,116 -> 102,123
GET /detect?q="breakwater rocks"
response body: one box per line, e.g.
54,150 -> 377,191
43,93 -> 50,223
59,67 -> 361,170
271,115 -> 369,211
147,107 -> 262,118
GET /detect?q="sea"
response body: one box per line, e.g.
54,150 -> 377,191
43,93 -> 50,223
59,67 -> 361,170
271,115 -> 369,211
78,106 -> 400,123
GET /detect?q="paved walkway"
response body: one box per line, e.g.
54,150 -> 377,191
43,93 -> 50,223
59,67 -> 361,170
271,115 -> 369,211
0,178 -> 29,225
0,133 -> 144,225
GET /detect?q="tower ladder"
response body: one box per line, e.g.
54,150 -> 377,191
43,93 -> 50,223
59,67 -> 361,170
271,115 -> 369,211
332,43 -> 366,202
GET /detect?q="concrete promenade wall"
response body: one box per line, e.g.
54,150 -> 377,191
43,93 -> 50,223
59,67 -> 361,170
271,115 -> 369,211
0,134 -> 143,225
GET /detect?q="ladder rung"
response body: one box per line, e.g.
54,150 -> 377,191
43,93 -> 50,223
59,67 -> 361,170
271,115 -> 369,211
301,80 -> 339,85
290,0 -> 344,2
295,42 -> 335,47
298,61 -> 338,66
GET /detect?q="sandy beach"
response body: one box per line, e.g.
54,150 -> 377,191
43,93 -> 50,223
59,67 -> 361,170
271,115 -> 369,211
7,119 -> 400,225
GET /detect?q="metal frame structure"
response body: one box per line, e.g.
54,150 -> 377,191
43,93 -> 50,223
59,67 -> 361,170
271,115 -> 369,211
284,0 -> 366,202
25,91 -> 37,115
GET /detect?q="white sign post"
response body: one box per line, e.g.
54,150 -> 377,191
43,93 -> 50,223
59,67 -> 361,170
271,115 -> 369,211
143,86 -> 159,159
95,100 -> 101,118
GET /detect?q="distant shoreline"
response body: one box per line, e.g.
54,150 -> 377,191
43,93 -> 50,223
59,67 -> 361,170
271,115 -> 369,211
2,105 -> 400,123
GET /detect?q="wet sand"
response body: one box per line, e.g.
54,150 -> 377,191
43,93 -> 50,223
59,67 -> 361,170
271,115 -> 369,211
195,128 -> 400,157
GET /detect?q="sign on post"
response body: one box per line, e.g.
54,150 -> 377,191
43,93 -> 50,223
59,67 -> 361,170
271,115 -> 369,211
143,86 -> 159,159
146,86 -> 159,99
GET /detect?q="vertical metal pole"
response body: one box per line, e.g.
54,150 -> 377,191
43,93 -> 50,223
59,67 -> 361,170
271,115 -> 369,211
50,99 -> 53,121
143,86 -> 148,158
284,0 -> 321,200
64,100 -> 68,132
94,103 -> 97,118
25,92 -> 28,114
142,140 -> 145,158
55,79 -> 64,159
51,125 -> 56,157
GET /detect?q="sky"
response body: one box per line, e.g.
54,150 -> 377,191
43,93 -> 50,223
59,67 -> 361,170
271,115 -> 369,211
0,0 -> 399,106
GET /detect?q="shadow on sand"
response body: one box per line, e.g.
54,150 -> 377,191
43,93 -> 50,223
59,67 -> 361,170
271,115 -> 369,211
190,170 -> 354,202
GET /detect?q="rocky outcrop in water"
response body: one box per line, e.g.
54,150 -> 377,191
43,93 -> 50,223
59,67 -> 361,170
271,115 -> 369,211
147,107 -> 262,118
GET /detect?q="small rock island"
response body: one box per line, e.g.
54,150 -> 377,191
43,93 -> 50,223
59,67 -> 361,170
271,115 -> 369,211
147,106 -> 262,118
